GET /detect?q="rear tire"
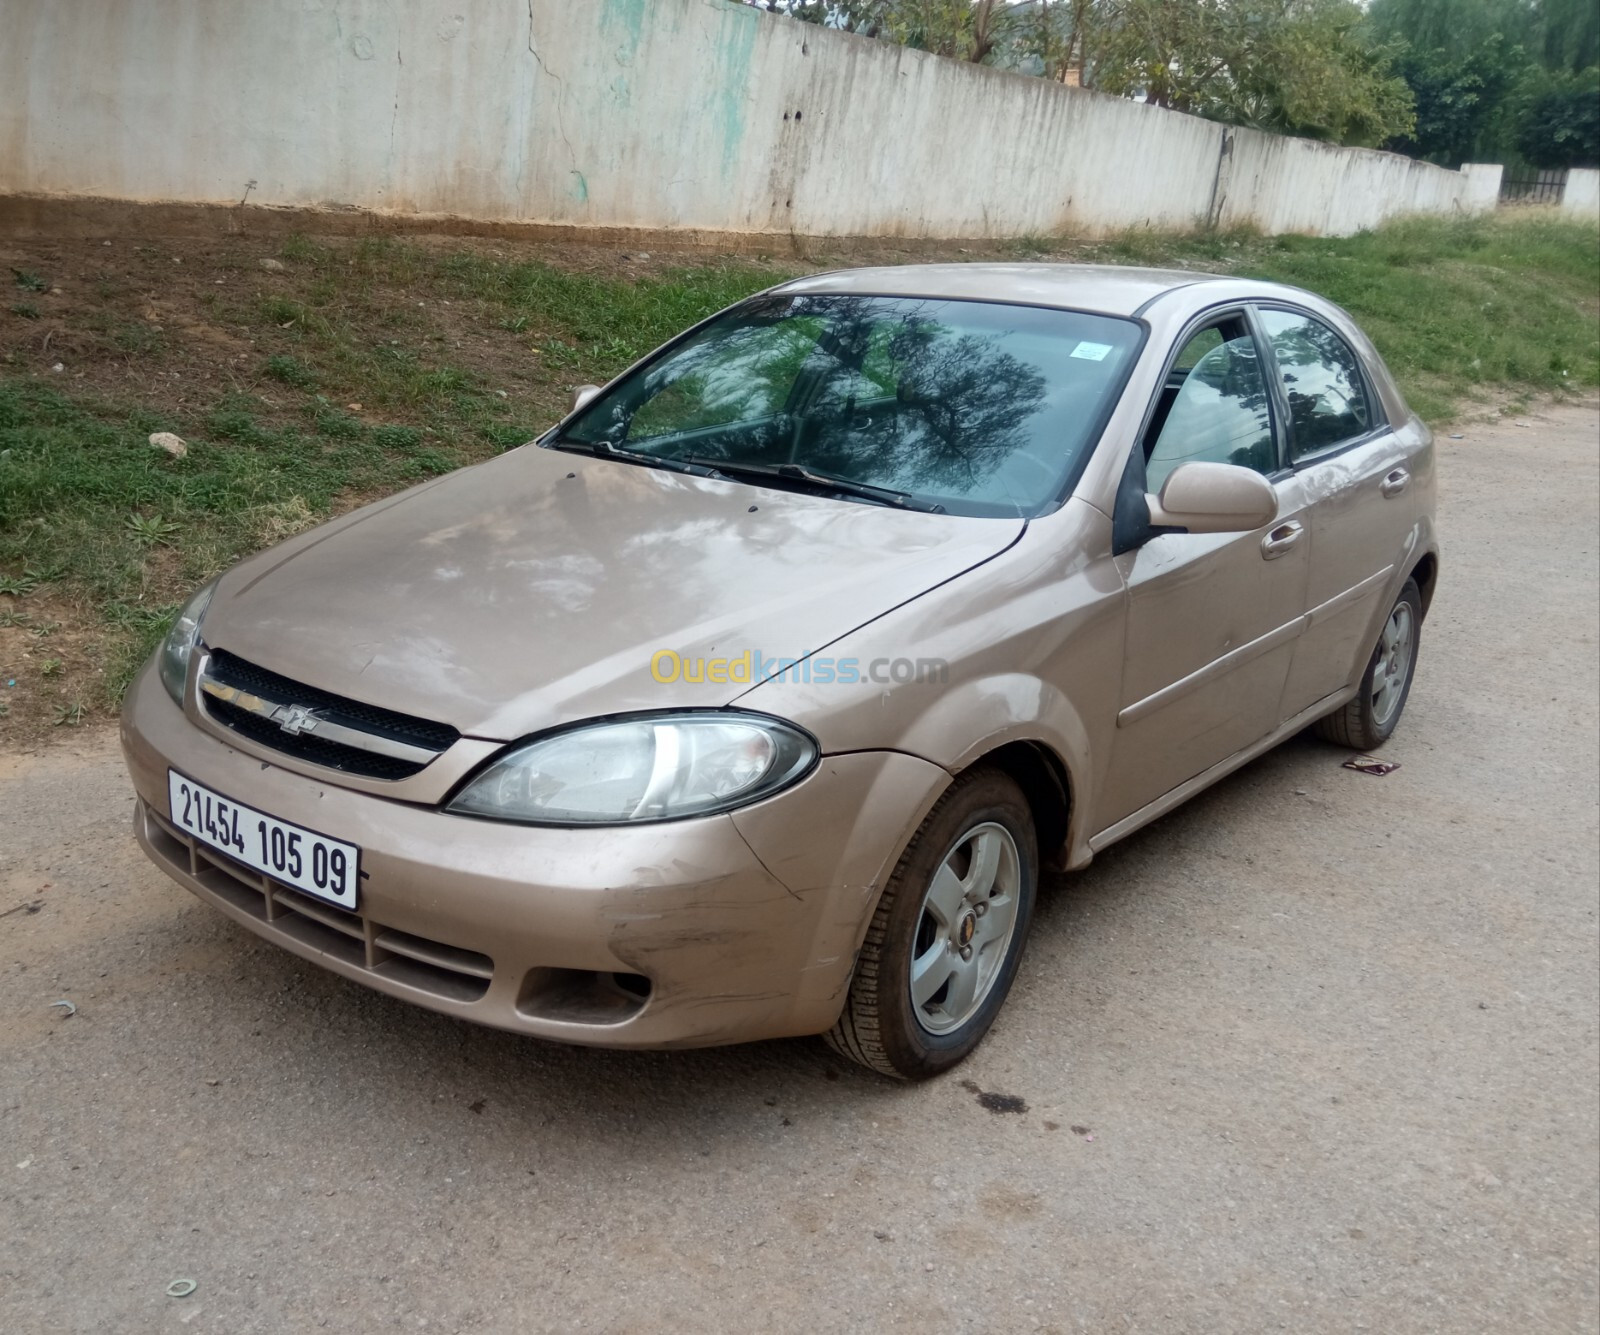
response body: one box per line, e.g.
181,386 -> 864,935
1314,578 -> 1422,750
825,768 -> 1037,1080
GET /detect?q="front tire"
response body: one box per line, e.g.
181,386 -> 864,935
1314,578 -> 1422,750
825,768 -> 1038,1080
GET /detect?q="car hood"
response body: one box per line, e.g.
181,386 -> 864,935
202,446 -> 1024,739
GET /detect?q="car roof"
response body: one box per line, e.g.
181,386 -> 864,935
770,263 -> 1237,318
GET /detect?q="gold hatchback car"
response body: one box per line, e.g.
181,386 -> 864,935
122,265 -> 1436,1078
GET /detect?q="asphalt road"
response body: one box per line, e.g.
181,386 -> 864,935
3,404 -> 1596,1334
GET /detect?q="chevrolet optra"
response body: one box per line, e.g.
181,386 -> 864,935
122,265 -> 1437,1078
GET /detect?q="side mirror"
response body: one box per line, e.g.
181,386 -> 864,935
569,384 -> 602,414
1146,462 -> 1278,534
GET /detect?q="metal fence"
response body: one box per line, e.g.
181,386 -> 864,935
1500,168 -> 1568,204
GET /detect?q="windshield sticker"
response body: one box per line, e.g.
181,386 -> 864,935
1070,341 -> 1114,361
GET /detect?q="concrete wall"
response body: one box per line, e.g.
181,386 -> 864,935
1563,169 -> 1600,222
0,0 -> 1497,241
1459,163 -> 1505,215
1213,128 -> 1493,235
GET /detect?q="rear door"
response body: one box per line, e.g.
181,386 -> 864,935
1096,310 -> 1313,830
1256,306 -> 1421,713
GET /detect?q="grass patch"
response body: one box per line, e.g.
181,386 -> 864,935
0,244 -> 783,733
462,258 -> 781,372
0,213 -> 1592,739
263,352 -> 317,388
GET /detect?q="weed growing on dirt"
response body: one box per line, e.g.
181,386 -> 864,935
51,701 -> 84,727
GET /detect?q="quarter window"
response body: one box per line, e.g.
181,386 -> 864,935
1145,322 -> 1276,492
1258,309 -> 1373,460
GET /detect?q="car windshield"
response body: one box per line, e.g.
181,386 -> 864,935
554,293 -> 1143,517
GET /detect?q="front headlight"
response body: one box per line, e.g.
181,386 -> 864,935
446,712 -> 818,824
158,581 -> 217,705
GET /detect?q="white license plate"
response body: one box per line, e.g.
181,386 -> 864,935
167,770 -> 361,910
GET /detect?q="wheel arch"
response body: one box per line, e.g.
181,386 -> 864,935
1408,549 -> 1439,619
966,739 -> 1073,870
893,672 -> 1097,870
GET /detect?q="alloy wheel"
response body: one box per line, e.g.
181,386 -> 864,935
909,822 -> 1022,1035
1372,601 -> 1415,729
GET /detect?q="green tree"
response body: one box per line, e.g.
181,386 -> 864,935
1517,66 -> 1600,165
1367,0 -> 1599,166
1535,0 -> 1599,74
1386,36 -> 1529,164
1008,0 -> 1098,84
750,0 -> 1018,62
1092,0 -> 1416,145
1088,0 -> 1213,111
1365,0 -> 1537,59
755,0 -> 1416,144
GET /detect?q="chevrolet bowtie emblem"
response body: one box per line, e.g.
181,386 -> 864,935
271,703 -> 323,736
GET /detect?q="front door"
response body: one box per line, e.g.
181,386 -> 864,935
1096,312 -> 1311,830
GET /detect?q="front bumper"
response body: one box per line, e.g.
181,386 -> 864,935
120,661 -> 948,1048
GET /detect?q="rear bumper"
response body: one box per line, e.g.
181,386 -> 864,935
120,660 -> 947,1048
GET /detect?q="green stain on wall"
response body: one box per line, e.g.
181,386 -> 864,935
599,0 -> 646,67
569,170 -> 589,203
711,2 -> 758,178
598,0 -> 756,179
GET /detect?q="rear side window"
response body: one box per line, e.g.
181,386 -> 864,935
1258,310 -> 1374,460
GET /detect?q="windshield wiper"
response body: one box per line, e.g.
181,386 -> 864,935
680,458 -> 945,513
547,440 -> 944,512
545,438 -> 720,477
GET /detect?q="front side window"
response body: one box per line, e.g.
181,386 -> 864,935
1144,321 -> 1276,492
558,294 -> 1143,518
1258,309 -> 1374,460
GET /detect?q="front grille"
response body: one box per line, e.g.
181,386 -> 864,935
204,696 -> 425,780
200,648 -> 459,780
145,804 -> 493,1004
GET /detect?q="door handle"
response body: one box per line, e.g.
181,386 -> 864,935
1381,467 -> 1411,498
1261,519 -> 1304,560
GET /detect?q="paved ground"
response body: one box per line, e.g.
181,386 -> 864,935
2,405 -> 1596,1334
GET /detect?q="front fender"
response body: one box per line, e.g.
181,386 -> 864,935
730,749 -> 952,1031
890,672 -> 1097,866
737,502 -> 1126,871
